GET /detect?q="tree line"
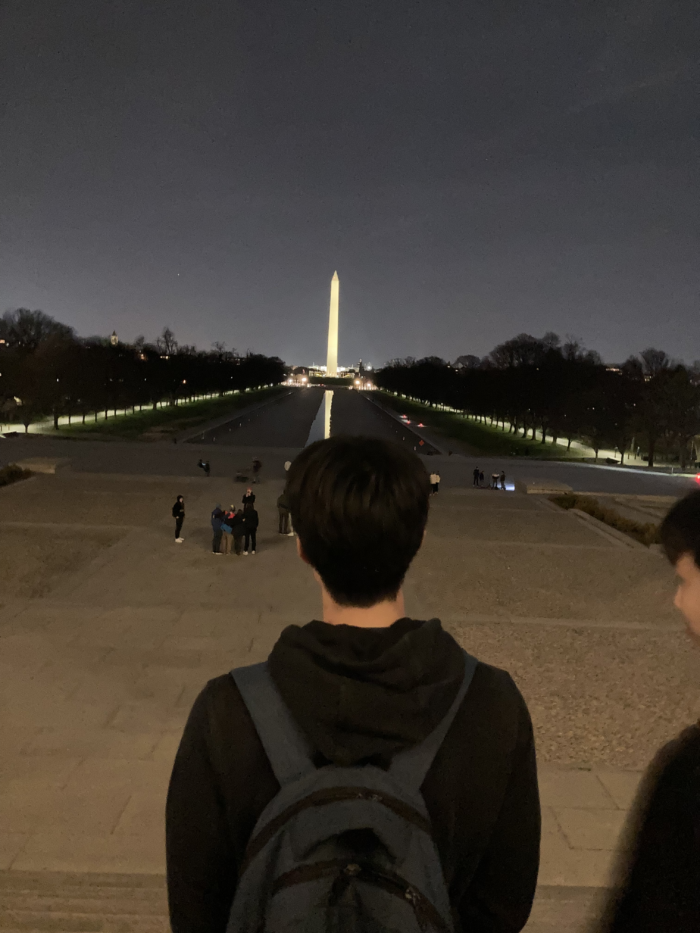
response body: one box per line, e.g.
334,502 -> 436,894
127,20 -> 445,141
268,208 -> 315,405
377,333 -> 700,468
0,309 -> 286,431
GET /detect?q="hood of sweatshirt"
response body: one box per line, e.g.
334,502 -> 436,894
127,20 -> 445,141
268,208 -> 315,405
268,618 -> 465,767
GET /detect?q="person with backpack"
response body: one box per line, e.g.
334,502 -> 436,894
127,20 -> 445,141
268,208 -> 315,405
599,490 -> 700,932
211,504 -> 224,554
166,437 -> 540,933
243,504 -> 259,555
220,508 -> 234,555
171,496 -> 185,543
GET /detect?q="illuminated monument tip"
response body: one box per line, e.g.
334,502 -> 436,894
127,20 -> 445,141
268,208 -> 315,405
326,271 -> 339,378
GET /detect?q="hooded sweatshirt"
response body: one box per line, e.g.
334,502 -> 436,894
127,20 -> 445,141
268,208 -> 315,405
166,618 -> 540,933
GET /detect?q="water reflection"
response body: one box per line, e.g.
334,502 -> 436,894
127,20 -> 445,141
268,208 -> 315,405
323,390 -> 332,439
305,389 -> 334,445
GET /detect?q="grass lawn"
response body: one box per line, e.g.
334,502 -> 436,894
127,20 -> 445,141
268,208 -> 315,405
55,387 -> 286,440
377,392 -> 586,459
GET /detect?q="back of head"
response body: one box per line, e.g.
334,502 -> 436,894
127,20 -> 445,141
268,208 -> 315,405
660,489 -> 700,566
286,436 -> 430,607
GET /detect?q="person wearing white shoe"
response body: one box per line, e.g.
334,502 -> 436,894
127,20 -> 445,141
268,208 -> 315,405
172,495 -> 185,542
244,503 -> 258,556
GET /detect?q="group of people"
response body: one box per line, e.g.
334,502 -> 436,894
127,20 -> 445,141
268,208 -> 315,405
210,490 -> 259,555
474,466 -> 507,489
165,436 -> 700,932
171,482 -> 296,554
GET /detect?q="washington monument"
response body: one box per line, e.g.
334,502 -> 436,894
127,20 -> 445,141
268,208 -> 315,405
326,271 -> 339,377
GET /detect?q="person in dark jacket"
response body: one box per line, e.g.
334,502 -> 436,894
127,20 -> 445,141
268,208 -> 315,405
600,490 -> 700,933
172,496 -> 185,542
231,508 -> 246,556
277,491 -> 291,535
166,437 -> 540,933
243,504 -> 259,555
242,488 -> 256,509
211,505 -> 224,555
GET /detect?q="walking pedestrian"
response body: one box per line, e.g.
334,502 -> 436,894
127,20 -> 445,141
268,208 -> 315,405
172,496 -> 185,543
167,437 -> 541,933
433,471 -> 441,494
500,470 -> 506,491
600,489 -> 700,932
479,469 -> 485,486
242,488 -> 256,509
252,457 -> 262,484
232,508 -> 246,555
197,459 -> 211,477
473,467 -> 480,487
429,471 -> 438,494
277,491 -> 291,535
211,504 -> 223,554
243,504 -> 259,555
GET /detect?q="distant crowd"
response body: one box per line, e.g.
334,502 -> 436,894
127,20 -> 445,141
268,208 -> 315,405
169,457 -> 295,555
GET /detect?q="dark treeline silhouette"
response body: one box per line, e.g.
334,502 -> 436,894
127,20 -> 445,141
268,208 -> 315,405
0,309 -> 285,431
377,333 -> 700,468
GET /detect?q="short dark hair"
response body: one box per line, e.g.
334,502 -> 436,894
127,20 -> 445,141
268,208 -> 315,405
286,436 -> 430,607
659,489 -> 700,566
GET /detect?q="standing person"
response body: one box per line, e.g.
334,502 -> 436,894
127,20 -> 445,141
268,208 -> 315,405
433,470 -> 441,494
491,472 -> 500,489
220,509 -> 233,555
473,467 -> 480,487
232,508 -> 246,555
172,496 -> 185,543
479,469 -> 485,486
277,491 -> 291,535
600,490 -> 700,933
211,504 -> 223,555
167,437 -> 540,933
252,457 -> 262,484
242,488 -> 256,509
243,504 -> 259,555
500,470 -> 507,491
429,471 -> 438,494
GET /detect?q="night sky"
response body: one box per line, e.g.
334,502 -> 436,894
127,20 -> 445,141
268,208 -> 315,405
1,1 -> 698,367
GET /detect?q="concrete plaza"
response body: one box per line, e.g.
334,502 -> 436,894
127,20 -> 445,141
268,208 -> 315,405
0,435 -> 698,930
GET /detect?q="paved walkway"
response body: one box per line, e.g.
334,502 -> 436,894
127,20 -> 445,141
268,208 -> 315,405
1,473 -> 697,931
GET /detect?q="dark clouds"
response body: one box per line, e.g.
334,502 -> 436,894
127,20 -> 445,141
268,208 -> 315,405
0,0 -> 698,366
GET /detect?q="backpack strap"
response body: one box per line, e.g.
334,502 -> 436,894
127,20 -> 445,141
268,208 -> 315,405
388,650 -> 477,791
231,662 -> 316,786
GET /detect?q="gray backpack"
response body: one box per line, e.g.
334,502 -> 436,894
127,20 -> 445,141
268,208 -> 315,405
227,650 -> 476,933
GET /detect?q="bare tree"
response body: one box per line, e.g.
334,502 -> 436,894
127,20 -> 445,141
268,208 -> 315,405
156,327 -> 178,356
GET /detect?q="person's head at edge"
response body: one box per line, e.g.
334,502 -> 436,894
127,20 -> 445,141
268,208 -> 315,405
285,436 -> 430,627
660,488 -> 700,642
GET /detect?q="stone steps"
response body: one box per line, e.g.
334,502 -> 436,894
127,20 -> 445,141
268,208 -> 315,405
0,873 -> 168,933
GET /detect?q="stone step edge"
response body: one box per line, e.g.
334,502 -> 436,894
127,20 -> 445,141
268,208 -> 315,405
0,873 -> 165,890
